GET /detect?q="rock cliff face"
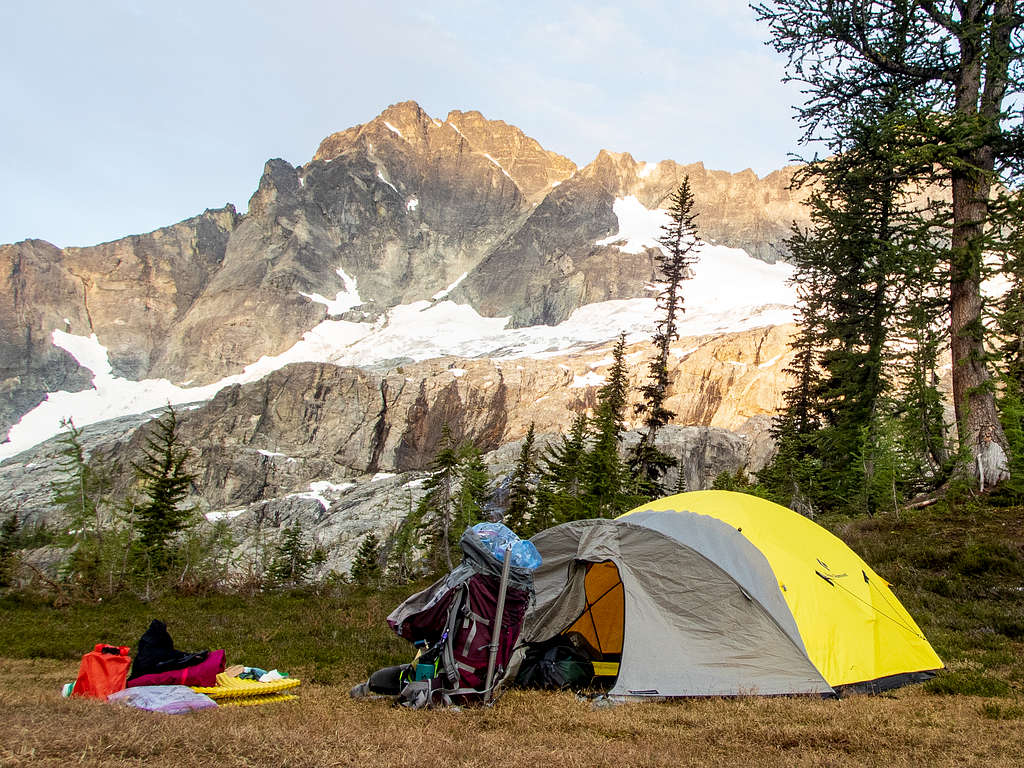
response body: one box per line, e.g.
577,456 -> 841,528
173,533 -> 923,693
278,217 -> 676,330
453,150 -> 808,326
170,323 -> 794,512
0,100 -> 806,442
0,208 -> 238,435
0,325 -> 793,574
0,324 -> 795,524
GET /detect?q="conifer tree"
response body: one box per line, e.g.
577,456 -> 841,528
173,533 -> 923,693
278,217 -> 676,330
631,178 -> 698,494
755,0 -> 1024,488
386,501 -> 422,584
533,413 -> 591,529
891,283 -> 952,493
997,209 -> 1024,393
131,405 -> 197,573
454,442 -> 491,534
411,425 -> 491,573
673,463 -> 688,494
268,522 -> 313,588
758,96 -> 949,513
350,532 -> 382,585
504,423 -> 537,536
585,333 -> 635,517
417,425 -> 460,572
995,215 -> 1024,498
0,513 -> 19,588
757,254 -> 827,508
51,418 -> 113,586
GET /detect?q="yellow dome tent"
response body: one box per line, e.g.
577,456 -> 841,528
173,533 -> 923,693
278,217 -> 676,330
515,490 -> 942,697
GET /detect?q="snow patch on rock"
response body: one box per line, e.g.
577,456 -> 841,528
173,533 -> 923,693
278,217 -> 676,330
570,371 -> 606,389
432,271 -> 468,301
595,196 -> 672,254
300,268 -> 361,316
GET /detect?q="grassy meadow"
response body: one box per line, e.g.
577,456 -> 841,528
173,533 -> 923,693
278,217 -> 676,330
1,500 -> 1023,767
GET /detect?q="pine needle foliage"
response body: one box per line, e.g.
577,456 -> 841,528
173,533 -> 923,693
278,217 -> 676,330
130,405 -> 197,573
631,178 -> 698,494
268,522 -> 321,588
0,513 -> 19,588
585,333 -> 641,518
50,418 -> 117,589
532,413 -> 591,532
754,0 -> 1024,487
995,218 -> 1024,501
757,96 -> 953,514
503,423 -> 537,536
350,532 -> 382,586
395,425 -> 492,576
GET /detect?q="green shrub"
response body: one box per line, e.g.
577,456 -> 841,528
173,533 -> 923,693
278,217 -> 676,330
924,670 -> 1011,697
953,542 -> 1024,579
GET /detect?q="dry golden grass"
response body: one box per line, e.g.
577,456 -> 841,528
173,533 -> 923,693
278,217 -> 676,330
2,657 -> 1022,768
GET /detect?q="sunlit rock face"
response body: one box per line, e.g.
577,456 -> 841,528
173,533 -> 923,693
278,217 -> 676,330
0,323 -> 795,531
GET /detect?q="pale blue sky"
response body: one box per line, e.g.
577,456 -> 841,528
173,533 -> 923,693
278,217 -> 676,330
1,0 -> 802,248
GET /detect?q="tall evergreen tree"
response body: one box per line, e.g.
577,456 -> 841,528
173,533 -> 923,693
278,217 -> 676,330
131,405 -> 197,572
268,522 -> 314,588
454,441 -> 491,534
585,333 -> 636,517
631,178 -> 699,494
416,424 -> 460,572
755,0 -> 1024,488
997,207 -> 1024,393
409,425 -> 492,573
0,513 -> 19,588
504,423 -> 537,536
51,418 -> 113,586
995,208 -> 1024,497
673,461 -> 689,494
890,269 -> 953,493
532,413 -> 591,530
758,97 -> 949,512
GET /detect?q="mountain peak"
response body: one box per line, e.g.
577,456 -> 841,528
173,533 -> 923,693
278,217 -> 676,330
312,102 -> 576,203
442,109 -> 576,201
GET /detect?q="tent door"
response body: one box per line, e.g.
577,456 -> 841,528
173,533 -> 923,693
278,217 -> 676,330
562,560 -> 624,678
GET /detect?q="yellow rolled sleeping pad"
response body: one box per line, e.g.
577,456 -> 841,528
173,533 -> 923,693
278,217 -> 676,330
191,672 -> 301,705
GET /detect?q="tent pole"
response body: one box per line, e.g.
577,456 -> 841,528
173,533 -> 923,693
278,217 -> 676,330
483,543 -> 513,703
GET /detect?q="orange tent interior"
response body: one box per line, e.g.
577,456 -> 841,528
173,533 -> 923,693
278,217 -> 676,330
563,561 -> 624,666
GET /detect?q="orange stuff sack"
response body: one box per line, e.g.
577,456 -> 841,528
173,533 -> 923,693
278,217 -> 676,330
72,644 -> 132,699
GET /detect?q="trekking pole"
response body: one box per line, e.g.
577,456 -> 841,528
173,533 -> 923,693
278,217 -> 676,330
483,542 -> 513,703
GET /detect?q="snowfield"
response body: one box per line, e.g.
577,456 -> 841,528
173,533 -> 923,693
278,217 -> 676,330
0,200 -> 797,462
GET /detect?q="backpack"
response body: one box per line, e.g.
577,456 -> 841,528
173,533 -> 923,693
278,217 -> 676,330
383,525 -> 538,706
515,634 -> 598,690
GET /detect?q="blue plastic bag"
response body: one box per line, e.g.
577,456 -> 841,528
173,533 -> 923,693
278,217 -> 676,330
471,522 -> 542,570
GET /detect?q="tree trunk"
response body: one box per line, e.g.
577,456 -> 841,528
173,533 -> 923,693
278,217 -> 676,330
949,223 -> 1010,488
949,6 -> 1011,487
